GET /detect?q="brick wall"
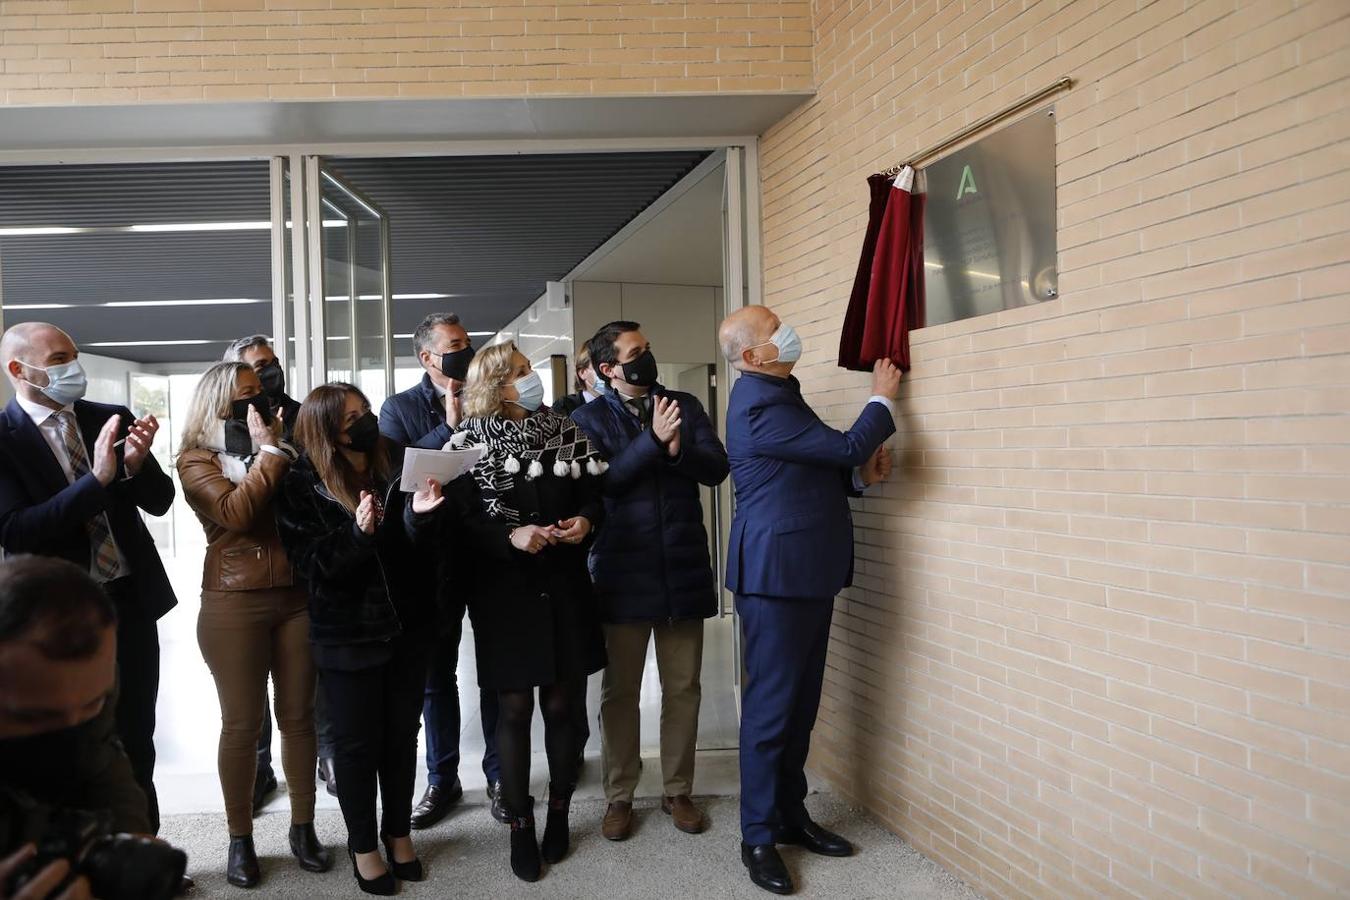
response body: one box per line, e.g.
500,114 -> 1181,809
760,1 -> 1350,897
0,0 -> 813,105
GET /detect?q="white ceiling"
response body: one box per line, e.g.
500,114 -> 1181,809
573,162 -> 725,288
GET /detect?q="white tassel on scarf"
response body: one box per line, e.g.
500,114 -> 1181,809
569,460 -> 581,479
504,456 -> 521,474
553,459 -> 570,478
526,460 -> 544,480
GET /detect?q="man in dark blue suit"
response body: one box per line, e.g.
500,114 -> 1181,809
378,312 -> 506,827
0,322 -> 176,832
720,305 -> 900,895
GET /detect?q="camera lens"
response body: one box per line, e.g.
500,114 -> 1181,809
81,835 -> 187,900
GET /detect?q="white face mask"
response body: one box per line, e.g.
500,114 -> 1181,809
747,324 -> 803,366
17,358 -> 88,406
507,370 -> 545,412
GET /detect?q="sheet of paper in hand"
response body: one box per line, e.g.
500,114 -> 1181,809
399,446 -> 484,492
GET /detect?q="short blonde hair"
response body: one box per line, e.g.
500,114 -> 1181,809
461,341 -> 519,419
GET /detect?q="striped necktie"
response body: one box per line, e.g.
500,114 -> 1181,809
55,411 -> 122,582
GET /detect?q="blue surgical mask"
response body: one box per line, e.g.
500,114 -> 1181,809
592,377 -> 609,396
752,324 -> 802,365
508,370 -> 545,412
19,358 -> 88,406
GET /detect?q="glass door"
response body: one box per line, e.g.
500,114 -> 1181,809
302,157 -> 393,411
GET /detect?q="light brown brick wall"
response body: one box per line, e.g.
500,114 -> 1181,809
760,1 -> 1350,897
0,0 -> 813,104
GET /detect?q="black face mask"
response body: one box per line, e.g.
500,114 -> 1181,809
438,345 -> 475,382
257,361 -> 286,398
344,411 -> 381,454
616,349 -> 659,388
224,396 -> 271,457
230,394 -> 273,425
223,421 -> 254,457
0,720 -> 85,787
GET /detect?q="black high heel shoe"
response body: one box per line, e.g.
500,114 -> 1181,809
381,833 -> 425,882
347,848 -> 395,896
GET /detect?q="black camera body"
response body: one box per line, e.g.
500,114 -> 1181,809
5,807 -> 186,900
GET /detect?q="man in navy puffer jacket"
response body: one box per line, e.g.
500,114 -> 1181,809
570,320 -> 729,842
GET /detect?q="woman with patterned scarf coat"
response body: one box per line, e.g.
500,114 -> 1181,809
422,340 -> 608,883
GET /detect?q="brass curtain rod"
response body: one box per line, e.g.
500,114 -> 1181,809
881,75 -> 1074,177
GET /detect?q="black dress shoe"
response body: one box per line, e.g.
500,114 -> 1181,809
410,780 -> 463,830
177,875 -> 195,895
251,771 -> 277,817
777,820 -> 854,857
487,780 -> 510,824
381,833 -> 425,882
317,758 -> 338,797
227,835 -> 260,888
741,842 -> 793,895
289,823 -> 333,873
348,848 -> 395,896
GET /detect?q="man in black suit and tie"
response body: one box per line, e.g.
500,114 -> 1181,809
0,321 -> 176,831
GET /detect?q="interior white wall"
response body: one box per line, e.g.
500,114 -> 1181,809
572,281 -> 720,368
490,293 -> 574,407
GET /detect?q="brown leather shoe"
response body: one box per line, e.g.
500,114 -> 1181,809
602,801 -> 633,841
661,795 -> 705,834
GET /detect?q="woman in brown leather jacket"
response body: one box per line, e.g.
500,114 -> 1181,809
176,361 -> 332,889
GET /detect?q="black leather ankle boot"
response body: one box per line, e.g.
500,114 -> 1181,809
508,797 -> 541,882
289,822 -> 332,873
540,783 -> 572,864
227,835 -> 260,888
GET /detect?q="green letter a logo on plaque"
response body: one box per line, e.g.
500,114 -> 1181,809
956,164 -> 978,199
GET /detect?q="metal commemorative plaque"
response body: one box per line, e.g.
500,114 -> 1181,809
920,108 -> 1058,328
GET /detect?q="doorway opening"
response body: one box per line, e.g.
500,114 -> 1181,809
0,143 -> 759,810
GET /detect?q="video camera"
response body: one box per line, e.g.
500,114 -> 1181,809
4,806 -> 185,900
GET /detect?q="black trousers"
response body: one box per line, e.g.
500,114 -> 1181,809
319,640 -> 427,853
105,577 -> 160,833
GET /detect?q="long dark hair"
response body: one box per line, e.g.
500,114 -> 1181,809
293,382 -> 391,514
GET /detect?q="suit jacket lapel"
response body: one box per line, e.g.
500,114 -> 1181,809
3,398 -> 71,495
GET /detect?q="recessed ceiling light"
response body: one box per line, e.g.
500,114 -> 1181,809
129,221 -> 272,233
104,298 -> 264,308
85,339 -> 219,348
0,227 -> 88,236
2,220 -> 349,236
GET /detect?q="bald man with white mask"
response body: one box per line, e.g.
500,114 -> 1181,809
719,305 -> 900,896
0,322 -> 177,832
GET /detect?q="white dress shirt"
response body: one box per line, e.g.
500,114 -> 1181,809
852,395 -> 896,492
14,393 -> 132,577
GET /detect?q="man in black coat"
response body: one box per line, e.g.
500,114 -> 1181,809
571,320 -> 729,842
0,322 -> 175,832
224,334 -> 303,440
377,313 -> 505,827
